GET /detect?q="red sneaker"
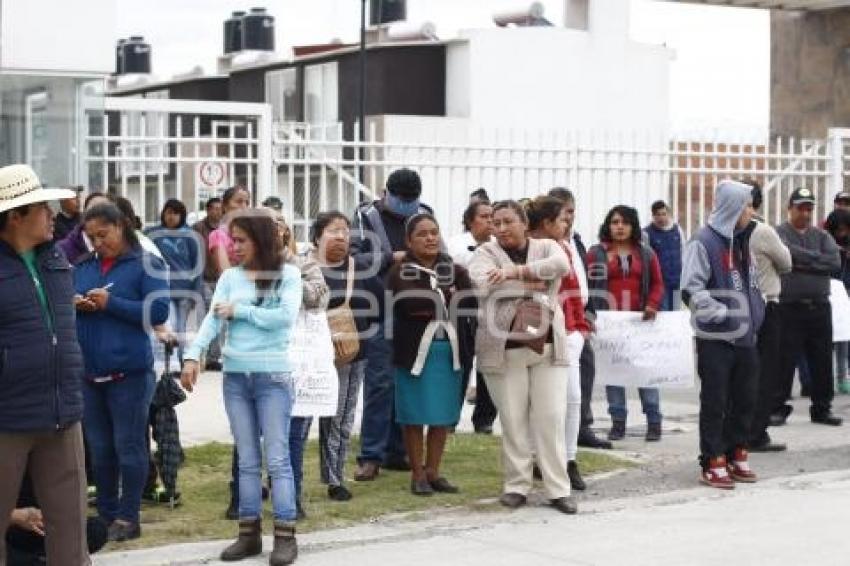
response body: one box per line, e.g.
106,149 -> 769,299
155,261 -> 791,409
727,448 -> 758,483
700,456 -> 735,489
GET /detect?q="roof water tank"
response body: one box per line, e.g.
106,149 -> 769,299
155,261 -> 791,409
370,0 -> 406,26
122,36 -> 151,74
224,11 -> 245,54
241,8 -> 275,51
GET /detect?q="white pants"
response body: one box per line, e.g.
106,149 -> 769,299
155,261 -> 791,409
564,332 -> 585,462
484,344 -> 571,499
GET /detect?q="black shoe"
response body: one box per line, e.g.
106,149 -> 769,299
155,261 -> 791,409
550,496 -> 578,515
811,411 -> 843,426
261,485 -> 270,501
328,485 -> 352,501
474,425 -> 494,435
107,521 -> 141,542
801,384 -> 811,398
769,405 -> 793,427
645,422 -> 662,442
608,420 -> 626,441
205,360 -> 223,372
143,488 -> 182,506
577,429 -> 613,449
383,456 -> 412,472
748,438 -> 787,452
499,492 -> 527,509
567,461 -> 586,491
296,500 -> 307,521
410,479 -> 434,496
429,477 -> 460,494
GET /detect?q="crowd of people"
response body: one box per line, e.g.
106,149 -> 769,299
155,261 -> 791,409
1,160 -> 847,566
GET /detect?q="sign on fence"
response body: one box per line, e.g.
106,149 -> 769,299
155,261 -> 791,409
831,279 -> 850,343
290,310 -> 339,417
592,311 -> 695,389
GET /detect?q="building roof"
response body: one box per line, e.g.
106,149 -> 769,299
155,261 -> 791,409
660,0 -> 850,10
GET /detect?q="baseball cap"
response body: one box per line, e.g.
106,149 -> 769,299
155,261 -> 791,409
789,187 -> 816,207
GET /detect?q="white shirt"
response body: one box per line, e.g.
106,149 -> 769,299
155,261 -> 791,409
565,232 -> 589,306
447,231 -> 493,268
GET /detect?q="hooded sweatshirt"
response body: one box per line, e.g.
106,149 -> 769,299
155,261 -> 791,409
681,181 -> 765,347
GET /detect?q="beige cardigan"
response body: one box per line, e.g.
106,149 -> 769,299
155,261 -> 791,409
468,238 -> 571,373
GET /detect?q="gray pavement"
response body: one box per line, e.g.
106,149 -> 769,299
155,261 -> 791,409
97,375 -> 850,565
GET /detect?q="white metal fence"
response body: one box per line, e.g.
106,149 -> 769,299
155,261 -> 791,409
83,97 -> 850,243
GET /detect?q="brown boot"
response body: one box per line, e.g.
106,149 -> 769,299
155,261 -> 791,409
220,518 -> 262,561
270,521 -> 298,565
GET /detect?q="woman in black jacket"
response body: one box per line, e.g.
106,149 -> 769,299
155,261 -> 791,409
386,213 -> 477,496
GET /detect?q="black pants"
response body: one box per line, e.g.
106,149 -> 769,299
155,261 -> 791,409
579,342 -> 596,431
776,302 -> 834,416
6,516 -> 108,566
750,302 -> 782,441
471,371 -> 498,430
697,339 -> 759,460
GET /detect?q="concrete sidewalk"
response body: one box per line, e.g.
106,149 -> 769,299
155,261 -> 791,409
96,468 -> 850,565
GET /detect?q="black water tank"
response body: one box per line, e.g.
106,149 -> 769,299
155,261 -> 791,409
370,0 -> 406,25
223,11 -> 245,54
123,36 -> 151,74
241,8 -> 274,51
115,38 -> 126,74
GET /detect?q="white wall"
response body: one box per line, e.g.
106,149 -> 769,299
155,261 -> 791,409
1,0 -> 116,73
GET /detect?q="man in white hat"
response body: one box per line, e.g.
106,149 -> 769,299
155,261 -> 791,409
0,164 -> 90,565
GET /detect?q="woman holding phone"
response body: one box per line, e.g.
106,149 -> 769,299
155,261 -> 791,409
74,203 -> 170,542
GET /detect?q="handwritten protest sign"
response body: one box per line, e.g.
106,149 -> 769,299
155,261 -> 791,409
592,310 -> 695,389
290,310 -> 339,417
830,279 -> 850,343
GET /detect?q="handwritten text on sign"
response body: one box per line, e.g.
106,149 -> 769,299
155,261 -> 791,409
592,310 -> 695,389
290,310 -> 339,417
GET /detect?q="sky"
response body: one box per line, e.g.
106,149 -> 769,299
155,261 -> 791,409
115,0 -> 770,135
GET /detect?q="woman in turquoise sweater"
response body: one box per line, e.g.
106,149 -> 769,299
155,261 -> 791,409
181,211 -> 302,566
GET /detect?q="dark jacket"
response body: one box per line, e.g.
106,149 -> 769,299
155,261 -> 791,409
0,240 -> 84,432
386,253 -> 477,374
146,224 -> 203,294
643,222 -> 684,290
775,222 -> 841,303
192,217 -> 219,283
57,224 -> 91,265
53,212 -> 81,242
349,199 -> 435,276
74,247 -> 170,377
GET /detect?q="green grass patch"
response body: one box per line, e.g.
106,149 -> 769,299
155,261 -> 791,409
119,434 -> 629,550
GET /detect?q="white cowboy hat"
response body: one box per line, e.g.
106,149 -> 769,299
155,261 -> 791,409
0,164 -> 77,214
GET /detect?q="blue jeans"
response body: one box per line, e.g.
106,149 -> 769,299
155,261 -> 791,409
83,370 -> 155,523
170,297 -> 194,362
606,385 -> 662,425
289,416 -> 312,502
223,372 -> 297,522
357,325 -> 406,465
660,288 -> 679,312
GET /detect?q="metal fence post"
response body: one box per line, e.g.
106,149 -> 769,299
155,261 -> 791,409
828,128 -> 848,201
256,103 -> 274,204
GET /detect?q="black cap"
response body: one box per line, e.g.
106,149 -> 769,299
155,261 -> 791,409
262,196 -> 283,211
835,192 -> 850,204
386,168 -> 422,202
789,187 -> 816,207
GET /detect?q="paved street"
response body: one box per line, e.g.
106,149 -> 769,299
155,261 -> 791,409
98,373 -> 850,565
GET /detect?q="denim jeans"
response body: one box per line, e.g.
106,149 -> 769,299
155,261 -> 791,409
606,385 -> 662,425
83,370 -> 155,523
357,325 -> 406,465
223,372 -> 297,522
835,342 -> 849,380
288,416 -> 312,503
201,281 -> 222,363
170,297 -> 194,363
660,288 -> 679,312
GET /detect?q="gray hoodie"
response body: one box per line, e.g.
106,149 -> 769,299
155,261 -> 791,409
681,181 -> 764,345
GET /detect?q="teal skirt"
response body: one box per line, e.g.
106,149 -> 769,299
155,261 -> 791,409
394,340 -> 462,426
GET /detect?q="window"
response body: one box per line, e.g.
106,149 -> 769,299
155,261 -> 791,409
266,68 -> 299,123
303,62 -> 338,126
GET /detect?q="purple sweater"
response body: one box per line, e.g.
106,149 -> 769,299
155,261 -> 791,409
57,224 -> 90,264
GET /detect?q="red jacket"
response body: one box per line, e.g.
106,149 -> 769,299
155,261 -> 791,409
587,242 -> 665,312
558,242 -> 592,333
